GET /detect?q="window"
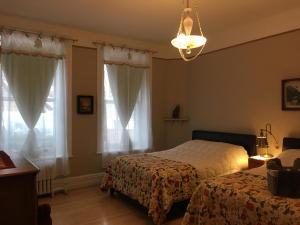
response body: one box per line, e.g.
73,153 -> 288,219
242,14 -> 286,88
100,46 -> 152,155
0,30 -> 69,176
103,65 -> 136,150
0,62 -> 62,157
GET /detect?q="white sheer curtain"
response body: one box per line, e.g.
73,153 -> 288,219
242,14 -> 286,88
99,46 -> 152,162
0,30 -> 70,176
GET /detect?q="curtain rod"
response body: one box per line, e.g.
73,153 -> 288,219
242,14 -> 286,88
1,26 -> 78,42
93,41 -> 157,54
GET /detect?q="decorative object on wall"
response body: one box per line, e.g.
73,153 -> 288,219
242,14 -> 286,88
164,105 -> 189,123
256,123 -> 279,158
172,104 -> 180,119
164,117 -> 189,123
77,95 -> 94,114
171,0 -> 207,62
282,78 -> 300,110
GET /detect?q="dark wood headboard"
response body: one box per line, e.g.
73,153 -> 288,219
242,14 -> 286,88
283,137 -> 300,150
192,130 -> 257,156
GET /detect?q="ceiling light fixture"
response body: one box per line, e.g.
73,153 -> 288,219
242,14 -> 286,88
171,0 -> 207,61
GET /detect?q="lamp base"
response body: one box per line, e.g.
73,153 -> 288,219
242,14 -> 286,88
260,154 -> 273,159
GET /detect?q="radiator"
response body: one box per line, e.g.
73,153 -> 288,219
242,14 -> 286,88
36,164 -> 54,196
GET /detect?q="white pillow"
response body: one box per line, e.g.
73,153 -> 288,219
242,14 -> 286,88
277,149 -> 300,167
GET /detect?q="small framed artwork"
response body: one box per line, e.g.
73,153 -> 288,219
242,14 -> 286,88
282,78 -> 300,110
77,95 -> 94,114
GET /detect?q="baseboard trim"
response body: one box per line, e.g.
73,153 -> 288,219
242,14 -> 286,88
53,172 -> 105,193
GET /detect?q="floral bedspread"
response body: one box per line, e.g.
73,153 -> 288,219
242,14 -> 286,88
101,153 -> 201,224
182,172 -> 300,225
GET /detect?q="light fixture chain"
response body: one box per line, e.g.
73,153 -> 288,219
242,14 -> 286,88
177,11 -> 185,35
196,11 -> 204,36
179,44 -> 205,62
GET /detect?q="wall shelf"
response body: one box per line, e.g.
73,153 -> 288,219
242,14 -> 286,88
164,117 -> 189,122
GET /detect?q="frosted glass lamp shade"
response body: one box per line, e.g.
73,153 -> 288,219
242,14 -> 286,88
171,34 -> 207,50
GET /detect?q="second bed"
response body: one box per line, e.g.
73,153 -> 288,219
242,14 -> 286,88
182,137 -> 300,225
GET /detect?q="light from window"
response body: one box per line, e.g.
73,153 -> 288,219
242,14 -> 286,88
104,65 -> 134,131
1,69 -> 56,153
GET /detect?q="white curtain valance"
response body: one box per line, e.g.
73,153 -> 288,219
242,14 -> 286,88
103,45 -> 151,68
1,30 -> 65,58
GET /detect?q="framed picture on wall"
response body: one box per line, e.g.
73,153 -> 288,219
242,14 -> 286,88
77,95 -> 94,114
282,78 -> 300,110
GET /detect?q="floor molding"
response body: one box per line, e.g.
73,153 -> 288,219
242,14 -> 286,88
53,172 -> 105,193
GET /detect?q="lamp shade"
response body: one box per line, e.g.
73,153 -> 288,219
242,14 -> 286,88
256,126 -> 274,158
256,128 -> 268,148
171,34 -> 207,50
256,135 -> 268,148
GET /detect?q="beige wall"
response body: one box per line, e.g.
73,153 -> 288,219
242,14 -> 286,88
70,48 -> 170,176
0,14 -> 172,176
152,58 -> 190,150
65,30 -> 300,176
70,46 -> 102,176
185,30 -> 300,156
152,59 -> 167,150
3,9 -> 300,58
3,13 -> 300,175
0,14 -> 173,58
162,60 -> 190,149
69,49 -> 188,176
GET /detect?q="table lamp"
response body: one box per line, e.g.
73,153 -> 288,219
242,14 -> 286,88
256,123 -> 279,158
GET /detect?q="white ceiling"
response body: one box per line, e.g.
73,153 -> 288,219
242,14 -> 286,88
0,0 -> 300,46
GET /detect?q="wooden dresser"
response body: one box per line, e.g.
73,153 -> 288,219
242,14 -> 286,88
0,152 -> 39,225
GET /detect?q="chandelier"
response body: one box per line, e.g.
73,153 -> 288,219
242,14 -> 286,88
171,0 -> 207,61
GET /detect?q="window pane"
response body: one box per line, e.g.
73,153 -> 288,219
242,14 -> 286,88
1,72 -> 55,153
104,65 -> 135,131
106,102 -> 117,129
2,100 -> 27,150
104,66 -> 113,101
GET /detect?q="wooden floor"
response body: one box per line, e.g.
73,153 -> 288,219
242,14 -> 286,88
39,186 -> 184,225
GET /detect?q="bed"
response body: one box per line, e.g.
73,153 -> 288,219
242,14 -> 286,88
101,130 -> 256,224
182,137 -> 300,225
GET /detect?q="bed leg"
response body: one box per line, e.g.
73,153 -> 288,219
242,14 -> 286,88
109,188 -> 115,195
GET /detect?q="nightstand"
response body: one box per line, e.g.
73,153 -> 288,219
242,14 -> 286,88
248,155 -> 272,169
